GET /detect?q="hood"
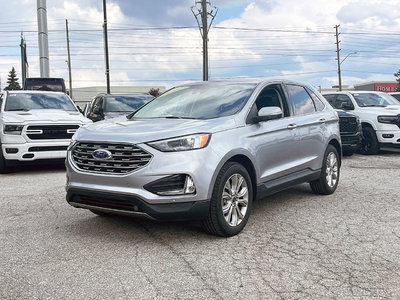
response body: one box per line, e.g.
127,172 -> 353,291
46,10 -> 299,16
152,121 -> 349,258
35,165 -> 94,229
104,112 -> 130,119
359,105 -> 400,115
2,109 -> 91,124
75,116 -> 238,144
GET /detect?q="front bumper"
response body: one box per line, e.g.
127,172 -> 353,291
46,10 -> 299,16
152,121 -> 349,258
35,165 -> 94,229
67,188 -> 210,221
1,141 -> 70,161
341,132 -> 361,151
376,130 -> 400,144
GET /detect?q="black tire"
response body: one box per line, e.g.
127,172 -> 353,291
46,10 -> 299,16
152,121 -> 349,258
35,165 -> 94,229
342,149 -> 356,156
0,146 -> 11,174
202,162 -> 253,237
310,145 -> 340,195
90,209 -> 112,217
359,127 -> 380,155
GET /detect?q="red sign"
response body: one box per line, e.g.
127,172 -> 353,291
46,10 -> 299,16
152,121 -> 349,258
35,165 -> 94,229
374,83 -> 399,93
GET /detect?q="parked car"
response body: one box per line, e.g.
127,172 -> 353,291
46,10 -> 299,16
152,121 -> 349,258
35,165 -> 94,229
323,91 -> 400,154
322,95 -> 361,156
389,92 -> 400,103
24,77 -> 66,93
66,80 -> 341,237
0,90 -> 92,173
86,93 -> 154,122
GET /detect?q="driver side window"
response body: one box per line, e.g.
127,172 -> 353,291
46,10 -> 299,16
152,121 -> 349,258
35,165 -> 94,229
254,85 -> 288,117
334,95 -> 354,110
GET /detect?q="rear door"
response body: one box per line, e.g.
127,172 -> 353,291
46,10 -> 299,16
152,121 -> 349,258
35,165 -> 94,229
284,84 -> 326,171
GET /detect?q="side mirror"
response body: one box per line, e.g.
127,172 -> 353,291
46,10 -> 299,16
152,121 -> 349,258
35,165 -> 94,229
253,106 -> 282,123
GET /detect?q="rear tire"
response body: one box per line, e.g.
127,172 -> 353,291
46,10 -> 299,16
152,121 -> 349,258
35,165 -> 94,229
202,162 -> 253,237
359,127 -> 380,155
310,145 -> 340,195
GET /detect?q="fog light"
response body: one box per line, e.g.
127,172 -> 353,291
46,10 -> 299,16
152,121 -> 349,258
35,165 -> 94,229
5,148 -> 18,154
144,174 -> 196,196
382,134 -> 394,138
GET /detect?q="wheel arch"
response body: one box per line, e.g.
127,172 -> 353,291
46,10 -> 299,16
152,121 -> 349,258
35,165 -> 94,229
328,138 -> 342,166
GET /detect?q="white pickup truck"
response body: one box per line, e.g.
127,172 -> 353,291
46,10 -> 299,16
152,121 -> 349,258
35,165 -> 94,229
323,91 -> 400,154
0,90 -> 91,173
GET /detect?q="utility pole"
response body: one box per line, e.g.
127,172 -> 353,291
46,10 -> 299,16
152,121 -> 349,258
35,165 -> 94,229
20,33 -> 27,87
37,0 -> 50,77
65,19 -> 73,99
103,0 -> 111,94
191,0 -> 218,81
334,25 -> 342,91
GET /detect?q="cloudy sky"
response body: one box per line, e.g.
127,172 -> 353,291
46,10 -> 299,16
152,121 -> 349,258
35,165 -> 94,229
0,0 -> 399,93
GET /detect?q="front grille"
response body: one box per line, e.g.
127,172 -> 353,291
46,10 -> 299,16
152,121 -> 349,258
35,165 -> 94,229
71,142 -> 152,174
27,125 -> 80,140
339,116 -> 358,133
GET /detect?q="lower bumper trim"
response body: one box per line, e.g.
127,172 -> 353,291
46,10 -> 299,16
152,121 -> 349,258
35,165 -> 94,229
66,188 -> 210,221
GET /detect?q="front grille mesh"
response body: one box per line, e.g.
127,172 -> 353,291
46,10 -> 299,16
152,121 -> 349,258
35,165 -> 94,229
339,116 -> 359,133
71,142 -> 152,174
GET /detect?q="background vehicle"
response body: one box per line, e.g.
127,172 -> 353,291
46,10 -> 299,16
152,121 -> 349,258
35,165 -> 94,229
0,91 -> 91,173
86,93 -> 154,122
24,78 -> 66,93
323,95 -> 361,156
323,91 -> 400,154
66,80 -> 341,237
389,92 -> 400,103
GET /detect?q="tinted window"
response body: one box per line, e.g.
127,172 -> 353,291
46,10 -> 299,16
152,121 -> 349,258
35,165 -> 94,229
286,85 -> 316,115
104,95 -> 154,112
306,87 -> 325,111
254,84 -> 289,117
391,94 -> 400,101
133,83 -> 256,119
323,94 -> 336,105
334,95 -> 354,110
24,78 -> 65,92
5,93 -> 76,111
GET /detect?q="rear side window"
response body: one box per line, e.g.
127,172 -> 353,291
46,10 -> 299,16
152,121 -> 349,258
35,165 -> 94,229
286,84 -> 316,115
306,87 -> 325,111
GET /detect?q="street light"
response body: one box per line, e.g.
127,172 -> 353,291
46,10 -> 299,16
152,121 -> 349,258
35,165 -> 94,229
338,51 -> 357,91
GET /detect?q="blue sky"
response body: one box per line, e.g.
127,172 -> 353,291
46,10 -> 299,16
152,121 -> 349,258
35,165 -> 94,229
0,0 -> 399,92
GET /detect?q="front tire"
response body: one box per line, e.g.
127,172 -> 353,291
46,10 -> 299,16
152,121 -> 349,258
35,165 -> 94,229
310,145 -> 340,195
359,127 -> 380,155
202,162 -> 253,237
0,146 -> 11,174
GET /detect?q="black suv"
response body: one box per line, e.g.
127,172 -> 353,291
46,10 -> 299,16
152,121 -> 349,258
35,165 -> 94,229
323,94 -> 362,156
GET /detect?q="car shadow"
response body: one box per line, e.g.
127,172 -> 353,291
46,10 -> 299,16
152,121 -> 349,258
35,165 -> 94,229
7,160 -> 66,174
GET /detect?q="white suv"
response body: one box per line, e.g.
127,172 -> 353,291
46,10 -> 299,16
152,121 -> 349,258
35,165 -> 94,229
0,90 -> 91,173
323,91 -> 400,154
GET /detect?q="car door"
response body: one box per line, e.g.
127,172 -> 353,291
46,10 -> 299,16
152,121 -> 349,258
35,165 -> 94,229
246,83 -> 300,183
284,84 -> 326,171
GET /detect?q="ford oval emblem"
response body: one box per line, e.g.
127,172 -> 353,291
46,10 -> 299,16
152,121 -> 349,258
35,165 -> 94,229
92,149 -> 113,160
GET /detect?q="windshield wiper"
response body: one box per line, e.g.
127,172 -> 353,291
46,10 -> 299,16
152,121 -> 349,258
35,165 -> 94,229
6,108 -> 30,111
361,105 -> 387,107
164,115 -> 195,119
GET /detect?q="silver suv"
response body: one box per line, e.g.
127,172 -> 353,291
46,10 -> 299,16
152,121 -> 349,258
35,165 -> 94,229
66,80 -> 341,236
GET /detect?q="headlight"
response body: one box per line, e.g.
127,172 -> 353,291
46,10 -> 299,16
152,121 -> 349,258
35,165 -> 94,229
377,115 -> 398,124
148,133 -> 211,152
3,124 -> 24,135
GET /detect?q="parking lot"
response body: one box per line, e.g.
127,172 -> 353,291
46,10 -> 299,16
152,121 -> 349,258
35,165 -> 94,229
0,152 -> 399,299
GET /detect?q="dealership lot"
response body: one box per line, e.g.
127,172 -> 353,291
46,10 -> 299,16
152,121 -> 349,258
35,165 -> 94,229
1,152 -> 400,299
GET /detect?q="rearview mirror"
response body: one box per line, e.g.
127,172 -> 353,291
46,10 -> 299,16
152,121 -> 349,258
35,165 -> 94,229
253,106 -> 282,123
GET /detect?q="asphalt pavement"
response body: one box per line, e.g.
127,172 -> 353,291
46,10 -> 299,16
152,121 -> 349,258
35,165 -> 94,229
1,152 -> 400,299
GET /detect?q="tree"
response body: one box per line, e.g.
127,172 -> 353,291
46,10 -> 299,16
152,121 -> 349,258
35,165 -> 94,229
4,67 -> 22,90
148,88 -> 161,97
394,69 -> 400,92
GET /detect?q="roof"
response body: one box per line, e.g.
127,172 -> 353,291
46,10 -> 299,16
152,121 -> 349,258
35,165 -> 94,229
3,90 -> 65,95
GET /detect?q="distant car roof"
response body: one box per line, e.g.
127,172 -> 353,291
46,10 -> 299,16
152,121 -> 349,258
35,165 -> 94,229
4,90 -> 66,95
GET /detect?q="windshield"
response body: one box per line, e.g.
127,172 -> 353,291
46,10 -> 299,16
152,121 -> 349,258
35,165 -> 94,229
352,93 -> 400,107
5,93 -> 77,111
104,95 -> 154,112
131,83 -> 256,119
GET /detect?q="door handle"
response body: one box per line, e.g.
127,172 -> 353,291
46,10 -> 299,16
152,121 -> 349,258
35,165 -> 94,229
318,118 -> 326,123
287,123 -> 297,129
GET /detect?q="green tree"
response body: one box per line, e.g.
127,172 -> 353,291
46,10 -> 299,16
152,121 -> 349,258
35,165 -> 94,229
148,88 -> 161,97
394,69 -> 400,92
4,67 -> 21,90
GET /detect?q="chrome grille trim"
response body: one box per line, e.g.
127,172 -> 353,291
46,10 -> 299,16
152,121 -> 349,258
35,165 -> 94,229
71,142 -> 152,175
